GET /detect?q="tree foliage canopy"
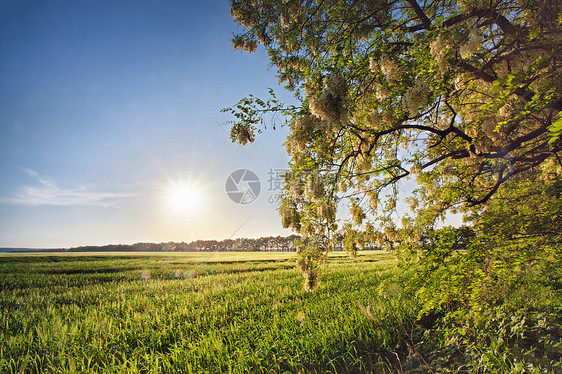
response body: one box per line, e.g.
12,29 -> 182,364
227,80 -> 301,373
225,0 -> 562,290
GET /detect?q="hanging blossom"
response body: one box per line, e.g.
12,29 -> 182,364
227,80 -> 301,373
285,131 -> 308,155
369,56 -> 377,72
366,110 -> 382,130
309,72 -> 347,120
280,11 -> 290,28
356,153 -> 372,174
294,114 -> 319,132
457,0 -> 471,11
430,34 -> 450,75
402,80 -> 429,116
309,94 -> 330,119
410,161 -> 422,175
375,85 -> 389,101
379,54 -> 401,81
230,123 -> 255,145
499,102 -> 515,119
383,108 -> 395,127
453,74 -> 467,90
323,72 -> 347,98
349,204 -> 366,225
460,29 -> 483,59
482,117 -> 501,140
280,206 -> 301,231
317,202 -> 335,221
304,174 -> 323,201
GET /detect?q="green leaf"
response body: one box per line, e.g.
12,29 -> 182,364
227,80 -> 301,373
548,116 -> 562,145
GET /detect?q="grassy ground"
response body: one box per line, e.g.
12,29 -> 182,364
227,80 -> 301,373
2,251 -> 559,373
0,251 -> 416,373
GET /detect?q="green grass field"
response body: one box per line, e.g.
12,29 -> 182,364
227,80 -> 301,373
0,251 -> 417,373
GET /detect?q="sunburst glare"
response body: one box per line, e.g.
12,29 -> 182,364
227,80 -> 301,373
165,182 -> 204,218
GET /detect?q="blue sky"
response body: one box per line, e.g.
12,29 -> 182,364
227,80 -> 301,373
0,0 -> 294,248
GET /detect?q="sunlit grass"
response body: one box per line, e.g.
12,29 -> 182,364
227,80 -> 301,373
2,250 -> 558,372
0,250 -> 411,373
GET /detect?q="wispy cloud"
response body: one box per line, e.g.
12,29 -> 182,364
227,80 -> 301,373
4,168 -> 137,207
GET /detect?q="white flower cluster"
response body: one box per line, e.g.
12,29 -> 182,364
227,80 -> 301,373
482,118 -> 500,140
407,196 -> 419,212
458,0 -> 471,11
409,162 -> 422,175
279,205 -> 290,221
430,35 -> 450,74
300,223 -> 317,237
309,96 -> 330,119
375,85 -> 389,101
369,56 -> 377,72
280,12 -> 290,28
304,175 -> 323,200
285,131 -> 308,155
383,109 -> 395,127
294,114 -> 318,132
303,77 -> 318,96
309,72 -> 347,120
230,124 -> 255,145
317,202 -> 335,221
280,205 -> 304,232
288,179 -> 304,199
384,224 -> 399,241
366,110 -> 382,130
460,29 -> 483,59
499,103 -> 513,118
356,153 -> 371,174
380,54 -> 401,81
368,190 -> 379,211
349,205 -> 366,225
323,72 -> 347,98
401,80 -> 429,116
338,180 -> 348,193
238,127 -> 253,144
232,36 -> 258,54
453,75 -> 466,90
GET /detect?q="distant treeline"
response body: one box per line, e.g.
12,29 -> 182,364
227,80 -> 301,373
70,235 -> 301,252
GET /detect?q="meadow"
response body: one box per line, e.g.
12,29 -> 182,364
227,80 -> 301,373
0,251 -> 419,373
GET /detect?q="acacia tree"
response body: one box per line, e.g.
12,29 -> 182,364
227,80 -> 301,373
224,0 -> 562,291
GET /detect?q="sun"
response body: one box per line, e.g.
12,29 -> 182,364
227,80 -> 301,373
165,182 -> 203,216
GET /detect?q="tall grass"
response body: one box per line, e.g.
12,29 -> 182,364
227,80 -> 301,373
0,251 -> 417,373
3,251 -> 558,372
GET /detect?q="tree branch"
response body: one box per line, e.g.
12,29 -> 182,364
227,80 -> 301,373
404,0 -> 431,30
442,8 -> 521,36
456,61 -> 496,83
478,126 -> 547,159
421,150 -> 469,170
